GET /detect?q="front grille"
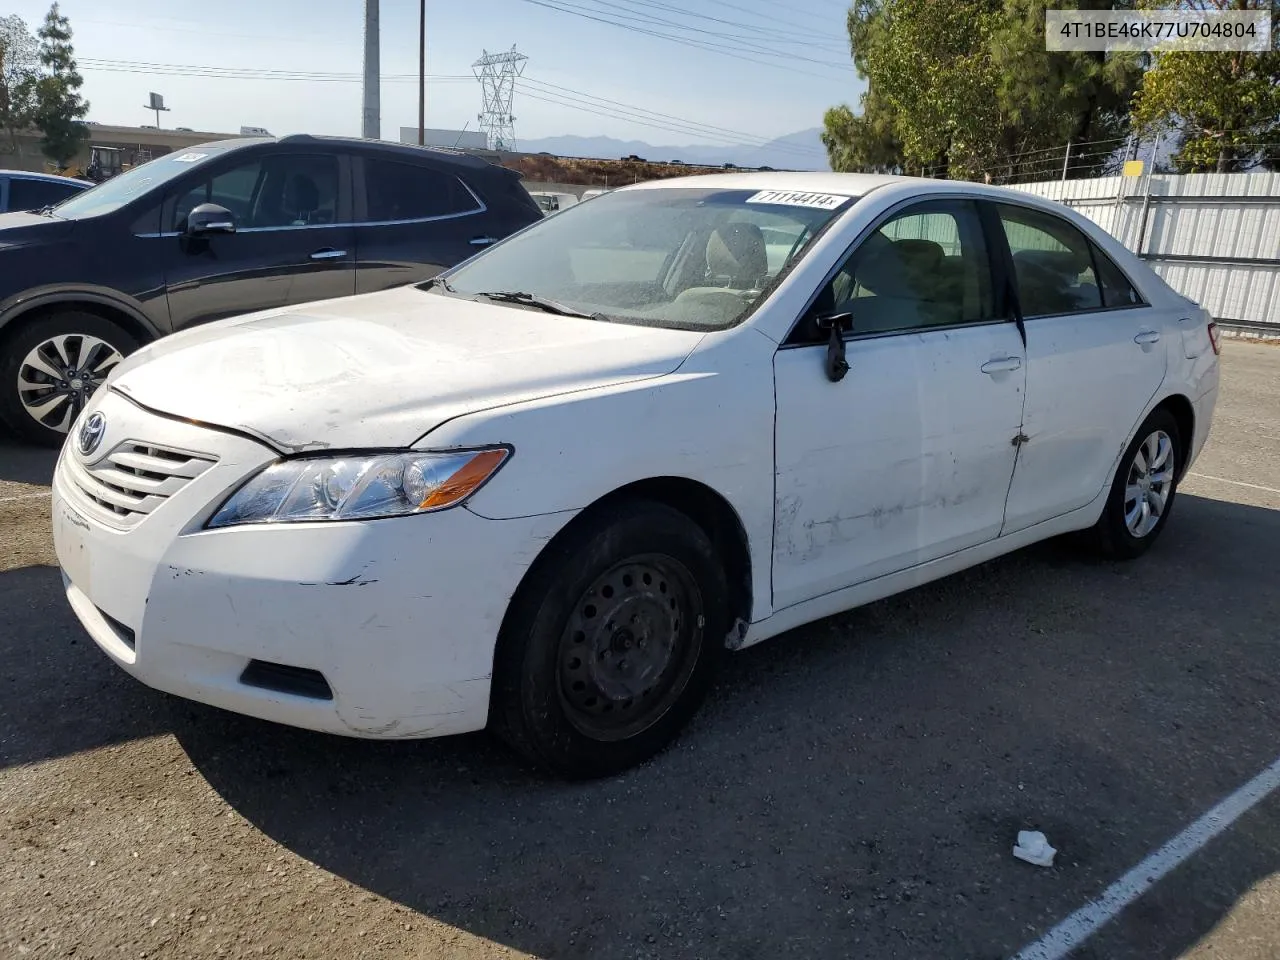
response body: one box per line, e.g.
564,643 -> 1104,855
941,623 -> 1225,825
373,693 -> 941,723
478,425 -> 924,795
65,441 -> 216,527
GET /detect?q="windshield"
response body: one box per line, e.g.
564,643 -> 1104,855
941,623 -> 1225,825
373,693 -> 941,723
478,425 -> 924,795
437,187 -> 855,330
50,148 -> 225,220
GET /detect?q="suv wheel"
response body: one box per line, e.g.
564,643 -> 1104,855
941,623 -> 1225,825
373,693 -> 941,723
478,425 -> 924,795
0,312 -> 139,447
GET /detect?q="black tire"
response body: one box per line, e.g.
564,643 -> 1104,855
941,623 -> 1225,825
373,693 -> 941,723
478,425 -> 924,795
1091,408 -> 1182,560
491,500 -> 729,779
0,312 -> 139,447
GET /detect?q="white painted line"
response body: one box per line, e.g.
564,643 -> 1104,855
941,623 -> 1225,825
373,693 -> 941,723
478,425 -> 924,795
1012,753 -> 1280,960
1187,473 -> 1280,496
0,490 -> 51,503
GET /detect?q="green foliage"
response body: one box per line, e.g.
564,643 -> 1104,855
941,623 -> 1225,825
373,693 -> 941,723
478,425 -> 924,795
1131,2 -> 1280,172
33,3 -> 88,168
825,0 -> 1142,180
0,14 -> 39,151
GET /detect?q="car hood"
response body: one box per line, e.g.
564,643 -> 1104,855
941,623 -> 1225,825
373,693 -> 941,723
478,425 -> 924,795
108,286 -> 706,451
0,211 -> 74,245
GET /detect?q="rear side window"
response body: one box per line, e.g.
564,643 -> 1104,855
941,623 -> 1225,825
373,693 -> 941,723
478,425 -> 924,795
1093,244 -> 1143,307
9,177 -> 82,211
996,203 -> 1103,317
363,159 -> 481,222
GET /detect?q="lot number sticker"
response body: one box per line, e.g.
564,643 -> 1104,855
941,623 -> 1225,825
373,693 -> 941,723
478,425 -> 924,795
746,190 -> 850,210
171,153 -> 208,163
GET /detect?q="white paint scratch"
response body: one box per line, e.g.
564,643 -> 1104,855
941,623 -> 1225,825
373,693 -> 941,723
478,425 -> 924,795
1012,753 -> 1280,960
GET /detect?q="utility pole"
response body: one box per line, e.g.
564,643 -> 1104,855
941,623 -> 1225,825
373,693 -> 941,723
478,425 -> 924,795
362,0 -> 380,140
417,0 -> 425,145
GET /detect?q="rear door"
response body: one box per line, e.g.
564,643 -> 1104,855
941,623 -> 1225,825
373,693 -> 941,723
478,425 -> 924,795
992,201 -> 1168,534
162,150 -> 356,328
352,155 -> 493,294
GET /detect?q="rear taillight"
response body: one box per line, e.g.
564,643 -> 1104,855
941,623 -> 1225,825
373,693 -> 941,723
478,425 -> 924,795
1207,320 -> 1222,355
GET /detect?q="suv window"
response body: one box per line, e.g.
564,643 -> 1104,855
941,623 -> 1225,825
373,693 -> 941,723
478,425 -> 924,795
996,203 -> 1104,317
808,199 -> 994,338
171,154 -> 339,231
363,159 -> 481,222
8,176 -> 82,211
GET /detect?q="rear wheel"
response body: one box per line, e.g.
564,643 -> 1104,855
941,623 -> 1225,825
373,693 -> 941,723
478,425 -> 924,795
0,312 -> 138,447
1090,408 -> 1182,560
491,501 -> 728,778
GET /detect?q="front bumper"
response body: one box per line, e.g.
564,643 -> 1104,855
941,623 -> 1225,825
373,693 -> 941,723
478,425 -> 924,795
52,390 -> 566,739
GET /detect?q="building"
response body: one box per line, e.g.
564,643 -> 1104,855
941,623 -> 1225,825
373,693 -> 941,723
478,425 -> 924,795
2,124 -> 238,175
398,127 -> 488,151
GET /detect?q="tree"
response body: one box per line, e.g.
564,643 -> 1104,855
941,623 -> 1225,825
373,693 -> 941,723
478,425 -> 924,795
33,3 -> 88,169
824,0 -> 1142,181
1132,1 -> 1280,172
0,14 -> 39,152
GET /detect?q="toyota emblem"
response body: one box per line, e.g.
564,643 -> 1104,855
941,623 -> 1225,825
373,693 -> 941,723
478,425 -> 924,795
77,412 -> 106,457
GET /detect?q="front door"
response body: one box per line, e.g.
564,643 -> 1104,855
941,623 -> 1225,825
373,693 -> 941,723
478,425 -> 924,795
992,202 -> 1169,534
163,152 -> 356,328
772,199 -> 1027,610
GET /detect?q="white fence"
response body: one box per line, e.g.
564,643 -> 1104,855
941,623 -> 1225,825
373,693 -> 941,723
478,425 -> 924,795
1010,171 -> 1280,332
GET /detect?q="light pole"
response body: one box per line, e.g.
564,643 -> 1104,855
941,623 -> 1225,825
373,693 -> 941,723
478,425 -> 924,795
362,0 -> 380,140
418,0 -> 425,145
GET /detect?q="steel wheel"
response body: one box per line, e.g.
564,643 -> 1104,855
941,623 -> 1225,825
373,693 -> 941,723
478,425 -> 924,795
1123,428 -> 1176,538
17,333 -> 122,433
557,554 -> 705,742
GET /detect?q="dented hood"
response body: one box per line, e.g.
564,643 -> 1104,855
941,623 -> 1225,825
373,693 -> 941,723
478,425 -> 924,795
108,286 -> 704,451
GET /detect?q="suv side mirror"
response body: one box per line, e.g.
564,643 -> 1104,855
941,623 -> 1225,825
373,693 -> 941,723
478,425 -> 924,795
186,203 -> 236,236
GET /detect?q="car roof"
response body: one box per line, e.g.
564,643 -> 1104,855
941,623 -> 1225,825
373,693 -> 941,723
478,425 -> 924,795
0,169 -> 89,185
179,134 -> 507,175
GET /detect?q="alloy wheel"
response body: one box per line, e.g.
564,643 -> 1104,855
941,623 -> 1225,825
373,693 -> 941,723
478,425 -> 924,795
17,334 -> 122,433
1124,428 -> 1175,538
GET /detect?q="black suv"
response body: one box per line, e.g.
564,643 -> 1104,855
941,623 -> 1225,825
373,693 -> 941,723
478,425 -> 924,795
0,135 -> 543,445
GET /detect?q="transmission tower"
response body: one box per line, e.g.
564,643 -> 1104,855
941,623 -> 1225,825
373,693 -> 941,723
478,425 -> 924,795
473,46 -> 527,151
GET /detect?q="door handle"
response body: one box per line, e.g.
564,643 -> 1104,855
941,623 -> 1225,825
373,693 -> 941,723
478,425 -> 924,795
980,357 -> 1023,375
309,248 -> 347,260
1134,330 -> 1161,345
469,236 -> 497,246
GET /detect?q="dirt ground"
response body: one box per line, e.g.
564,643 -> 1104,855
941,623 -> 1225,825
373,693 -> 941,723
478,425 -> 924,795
2,342 -> 1278,959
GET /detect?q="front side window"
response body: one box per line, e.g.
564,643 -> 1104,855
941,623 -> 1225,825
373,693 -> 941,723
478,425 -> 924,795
171,154 -> 339,231
803,199 -> 995,339
363,159 -> 481,222
997,203 -> 1104,317
437,188 -> 853,330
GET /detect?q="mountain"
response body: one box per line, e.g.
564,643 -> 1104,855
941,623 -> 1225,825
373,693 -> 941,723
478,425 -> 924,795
516,128 -> 830,171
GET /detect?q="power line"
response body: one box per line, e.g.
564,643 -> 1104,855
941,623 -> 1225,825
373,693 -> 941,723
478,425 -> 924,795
514,0 -> 852,80
589,0 -> 850,51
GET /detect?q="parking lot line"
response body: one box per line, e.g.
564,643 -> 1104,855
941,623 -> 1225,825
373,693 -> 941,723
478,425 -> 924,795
1012,754 -> 1280,960
0,491 -> 51,503
1187,473 -> 1280,496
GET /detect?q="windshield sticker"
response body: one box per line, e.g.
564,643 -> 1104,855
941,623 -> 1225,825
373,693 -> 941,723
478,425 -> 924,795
171,153 -> 208,163
745,190 -> 850,210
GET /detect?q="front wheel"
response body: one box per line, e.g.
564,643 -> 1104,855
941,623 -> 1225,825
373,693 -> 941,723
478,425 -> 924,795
491,501 -> 729,778
1090,409 -> 1182,560
0,312 -> 139,447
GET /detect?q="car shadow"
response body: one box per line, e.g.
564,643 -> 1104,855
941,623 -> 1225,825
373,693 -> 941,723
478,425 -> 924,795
0,436 -> 59,487
158,493 -> 1280,959
4,495 -> 1279,957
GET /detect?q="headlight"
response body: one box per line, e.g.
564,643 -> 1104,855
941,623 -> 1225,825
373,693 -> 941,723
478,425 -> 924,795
206,447 -> 510,528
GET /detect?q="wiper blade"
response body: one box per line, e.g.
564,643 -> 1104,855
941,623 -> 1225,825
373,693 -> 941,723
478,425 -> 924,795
474,290 -> 598,319
421,275 -> 455,293
36,204 -> 57,216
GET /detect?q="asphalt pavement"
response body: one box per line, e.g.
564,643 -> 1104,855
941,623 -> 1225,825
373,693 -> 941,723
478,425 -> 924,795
2,342 -> 1279,960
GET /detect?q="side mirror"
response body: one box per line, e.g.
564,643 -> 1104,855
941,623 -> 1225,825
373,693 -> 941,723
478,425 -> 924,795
814,312 -> 853,383
186,203 -> 236,236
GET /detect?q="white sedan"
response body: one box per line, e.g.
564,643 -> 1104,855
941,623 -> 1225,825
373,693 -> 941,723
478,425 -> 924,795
51,173 -> 1221,778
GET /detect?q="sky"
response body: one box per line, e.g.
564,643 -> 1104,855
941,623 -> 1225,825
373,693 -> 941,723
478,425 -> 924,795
6,0 -> 865,161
